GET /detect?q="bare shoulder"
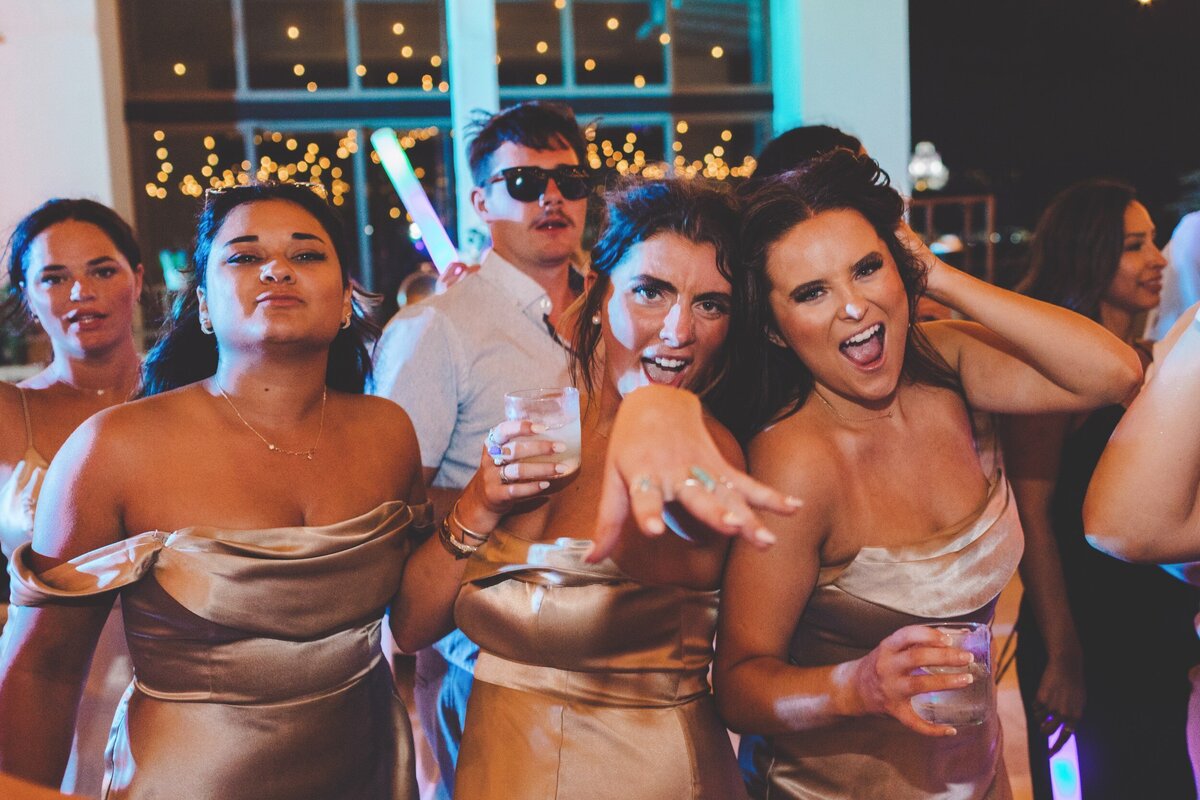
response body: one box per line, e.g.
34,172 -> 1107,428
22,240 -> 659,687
343,393 -> 418,440
747,408 -> 837,516
0,381 -> 27,465
339,393 -> 424,489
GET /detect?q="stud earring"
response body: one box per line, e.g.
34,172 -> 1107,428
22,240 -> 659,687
591,313 -> 601,326
341,312 -> 352,330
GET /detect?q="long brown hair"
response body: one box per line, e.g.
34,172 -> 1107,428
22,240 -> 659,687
737,150 -> 960,433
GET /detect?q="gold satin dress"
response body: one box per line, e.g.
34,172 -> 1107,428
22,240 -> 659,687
452,529 -> 747,800
0,388 -> 132,798
8,501 -> 429,800
745,463 -> 1024,800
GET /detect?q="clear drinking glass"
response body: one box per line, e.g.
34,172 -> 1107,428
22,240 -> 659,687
910,621 -> 992,726
503,387 -> 581,475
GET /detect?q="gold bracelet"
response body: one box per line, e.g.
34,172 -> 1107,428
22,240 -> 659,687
438,516 -> 477,559
450,501 -> 493,544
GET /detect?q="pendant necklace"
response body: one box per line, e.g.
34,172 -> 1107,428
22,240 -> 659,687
215,379 -> 327,460
811,387 -> 894,423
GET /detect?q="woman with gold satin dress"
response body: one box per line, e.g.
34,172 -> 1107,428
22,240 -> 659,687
431,179 -> 774,800
0,199 -> 143,798
713,151 -> 1143,799
0,183 -> 432,799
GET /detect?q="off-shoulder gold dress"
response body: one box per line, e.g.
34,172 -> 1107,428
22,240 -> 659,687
743,454 -> 1024,800
453,530 -> 746,800
7,501 -> 428,800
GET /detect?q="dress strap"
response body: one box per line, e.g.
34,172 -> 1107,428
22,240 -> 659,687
15,387 -> 34,452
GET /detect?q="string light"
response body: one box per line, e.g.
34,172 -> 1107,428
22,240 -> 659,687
584,58 -> 596,71
286,25 -> 300,39
659,33 -> 671,45
430,55 -> 442,67
536,73 -> 548,85
356,64 -> 367,77
153,130 -> 165,142
173,62 -> 187,76
676,120 -> 688,134
401,45 -> 413,58
711,46 -> 725,59
633,75 -> 646,88
536,41 -> 548,54
606,17 -> 619,30
392,22 -> 405,35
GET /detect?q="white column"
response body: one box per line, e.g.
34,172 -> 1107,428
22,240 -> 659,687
445,0 -> 500,260
770,0 -> 911,191
0,0 -> 131,238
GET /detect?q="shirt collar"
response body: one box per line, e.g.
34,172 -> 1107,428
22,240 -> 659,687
479,249 -> 584,317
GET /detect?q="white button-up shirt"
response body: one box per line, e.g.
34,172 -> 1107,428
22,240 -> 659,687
371,250 -> 573,491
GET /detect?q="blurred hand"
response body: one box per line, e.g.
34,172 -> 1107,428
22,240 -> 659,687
436,261 -> 480,293
1033,651 -> 1086,756
588,385 -> 800,562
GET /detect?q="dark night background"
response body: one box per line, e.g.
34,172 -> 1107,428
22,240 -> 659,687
910,0 -> 1200,256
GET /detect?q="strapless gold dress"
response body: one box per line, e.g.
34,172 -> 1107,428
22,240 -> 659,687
744,468 -> 1024,800
8,501 -> 429,800
452,529 -> 746,800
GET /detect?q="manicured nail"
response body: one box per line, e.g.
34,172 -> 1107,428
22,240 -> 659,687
552,442 -> 566,453
554,463 -> 569,474
785,495 -> 803,508
492,457 -> 504,466
963,652 -> 975,664
530,423 -> 547,434
958,674 -> 974,685
538,481 -> 551,489
645,516 -> 665,535
722,511 -> 746,527
944,727 -> 958,737
939,633 -> 954,647
754,528 -> 777,545
501,446 -> 514,459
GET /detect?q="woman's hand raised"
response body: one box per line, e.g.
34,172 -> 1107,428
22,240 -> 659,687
588,385 -> 800,562
455,419 -> 567,532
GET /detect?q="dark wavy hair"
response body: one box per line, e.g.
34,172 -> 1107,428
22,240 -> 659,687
570,177 -> 747,435
4,198 -> 142,324
738,150 -> 959,432
140,182 -> 378,396
1018,179 -> 1137,321
749,124 -> 863,185
467,101 -> 589,186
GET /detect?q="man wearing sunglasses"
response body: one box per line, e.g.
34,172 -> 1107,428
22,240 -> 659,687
371,100 -> 590,799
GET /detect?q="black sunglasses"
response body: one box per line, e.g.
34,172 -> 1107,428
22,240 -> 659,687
486,166 -> 593,202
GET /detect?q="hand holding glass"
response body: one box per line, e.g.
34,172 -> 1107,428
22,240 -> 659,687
504,388 -> 581,476
910,622 -> 992,727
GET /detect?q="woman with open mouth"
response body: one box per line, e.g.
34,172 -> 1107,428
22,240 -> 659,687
397,178 -> 770,799
0,199 -> 144,798
712,150 -> 1142,799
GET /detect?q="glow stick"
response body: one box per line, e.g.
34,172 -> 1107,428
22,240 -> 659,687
370,128 -> 459,274
1049,734 -> 1082,800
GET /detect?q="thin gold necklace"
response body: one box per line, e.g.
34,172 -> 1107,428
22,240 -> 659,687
811,387 -> 894,423
215,379 -> 328,460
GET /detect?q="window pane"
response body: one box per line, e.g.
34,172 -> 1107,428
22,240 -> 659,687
357,1 -> 447,91
366,126 -> 457,314
497,0 -> 564,87
574,2 -> 663,87
672,0 -> 763,87
590,122 -> 666,178
671,119 -> 760,180
245,0 -> 349,90
123,0 -> 236,92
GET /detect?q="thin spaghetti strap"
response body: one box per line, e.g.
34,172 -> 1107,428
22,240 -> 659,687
15,386 -> 34,451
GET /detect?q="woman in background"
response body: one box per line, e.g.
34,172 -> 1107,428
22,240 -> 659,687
0,199 -> 143,797
1008,181 -> 1198,798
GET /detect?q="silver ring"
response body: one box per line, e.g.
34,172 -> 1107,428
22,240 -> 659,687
677,477 -> 704,493
688,466 -> 717,493
499,464 -> 513,485
632,474 -> 658,493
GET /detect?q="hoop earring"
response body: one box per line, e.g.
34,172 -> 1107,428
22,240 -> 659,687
341,312 -> 353,330
199,316 -> 214,335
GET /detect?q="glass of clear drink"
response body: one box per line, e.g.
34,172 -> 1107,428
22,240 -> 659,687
910,621 -> 992,727
504,387 -> 581,475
